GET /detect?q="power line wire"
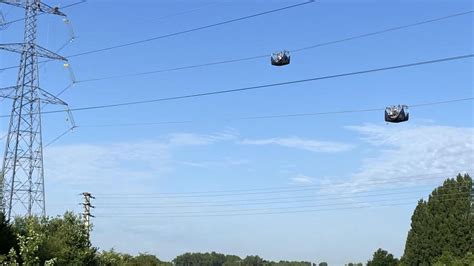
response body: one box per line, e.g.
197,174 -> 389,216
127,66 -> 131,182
76,97 -> 473,129
40,97 -> 472,147
43,126 -> 76,148
94,202 -> 416,218
95,185 -> 472,209
97,192 -> 470,215
94,170 -> 473,199
97,181 -> 472,207
26,54 -> 473,116
2,7 -> 468,75
66,10 -> 473,84
94,171 -> 460,196
65,0 -> 315,59
94,192 -> 469,218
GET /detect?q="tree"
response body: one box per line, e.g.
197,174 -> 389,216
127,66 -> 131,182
367,248 -> 399,266
242,255 -> 264,266
17,217 -> 45,265
223,255 -> 242,266
0,213 -> 16,256
402,174 -> 473,264
318,263 -> 328,266
459,252 -> 474,265
432,251 -> 474,266
41,212 -> 97,264
432,251 -> 457,266
97,249 -> 130,265
173,252 -> 228,266
12,212 -> 97,265
129,253 -> 169,265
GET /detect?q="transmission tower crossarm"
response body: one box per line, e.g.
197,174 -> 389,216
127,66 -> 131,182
0,0 -> 65,16
37,88 -> 76,128
0,86 -> 17,99
0,43 -> 67,60
38,88 -> 68,105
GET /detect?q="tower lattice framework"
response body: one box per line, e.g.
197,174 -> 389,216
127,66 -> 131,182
0,0 -> 73,220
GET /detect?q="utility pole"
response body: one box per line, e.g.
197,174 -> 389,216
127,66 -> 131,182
0,0 -> 74,220
82,192 -> 95,237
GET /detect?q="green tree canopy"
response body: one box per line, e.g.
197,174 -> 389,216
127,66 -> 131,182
242,255 -> 264,266
12,212 -> 97,265
173,252 -> 233,266
432,251 -> 474,266
367,248 -> 398,266
402,173 -> 473,264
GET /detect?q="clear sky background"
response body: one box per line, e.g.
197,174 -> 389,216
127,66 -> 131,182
0,0 -> 473,264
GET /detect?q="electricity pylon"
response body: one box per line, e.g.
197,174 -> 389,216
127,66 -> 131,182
0,0 -> 74,220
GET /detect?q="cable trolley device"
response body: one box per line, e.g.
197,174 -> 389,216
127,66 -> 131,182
271,50 -> 290,66
385,105 -> 409,123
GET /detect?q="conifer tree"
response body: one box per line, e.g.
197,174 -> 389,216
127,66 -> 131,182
402,174 -> 473,264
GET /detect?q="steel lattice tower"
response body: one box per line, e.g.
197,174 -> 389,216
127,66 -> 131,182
0,0 -> 73,220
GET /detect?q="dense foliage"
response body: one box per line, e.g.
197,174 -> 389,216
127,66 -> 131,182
173,252 -> 236,265
0,213 -> 16,259
402,174 -> 473,265
0,212 -> 97,265
97,249 -> 169,266
367,249 -> 398,266
172,253 -> 311,266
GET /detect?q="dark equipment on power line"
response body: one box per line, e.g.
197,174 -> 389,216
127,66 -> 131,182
385,105 -> 409,123
271,50 -> 290,66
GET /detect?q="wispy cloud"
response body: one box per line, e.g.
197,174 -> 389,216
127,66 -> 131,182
43,131 -> 239,185
344,124 -> 474,191
177,158 -> 250,169
290,174 -> 315,184
167,131 -> 237,147
241,137 -> 353,153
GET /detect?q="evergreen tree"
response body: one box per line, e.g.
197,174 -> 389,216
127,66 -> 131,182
402,174 -> 473,264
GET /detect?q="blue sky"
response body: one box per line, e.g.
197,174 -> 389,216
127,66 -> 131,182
0,0 -> 473,264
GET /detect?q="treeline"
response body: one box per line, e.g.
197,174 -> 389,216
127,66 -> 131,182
172,252 -> 312,265
0,174 -> 473,265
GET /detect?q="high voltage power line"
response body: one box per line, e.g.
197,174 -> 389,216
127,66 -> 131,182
0,0 -> 314,69
95,185 -> 472,209
85,170 -> 474,217
94,171 -> 473,198
73,10 -> 473,84
36,96 -> 473,148
77,97 -> 473,129
65,0 -> 315,58
0,8 -> 470,74
94,192 -> 470,218
49,179 -> 472,209
98,193 -> 469,215
22,54 -> 472,116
